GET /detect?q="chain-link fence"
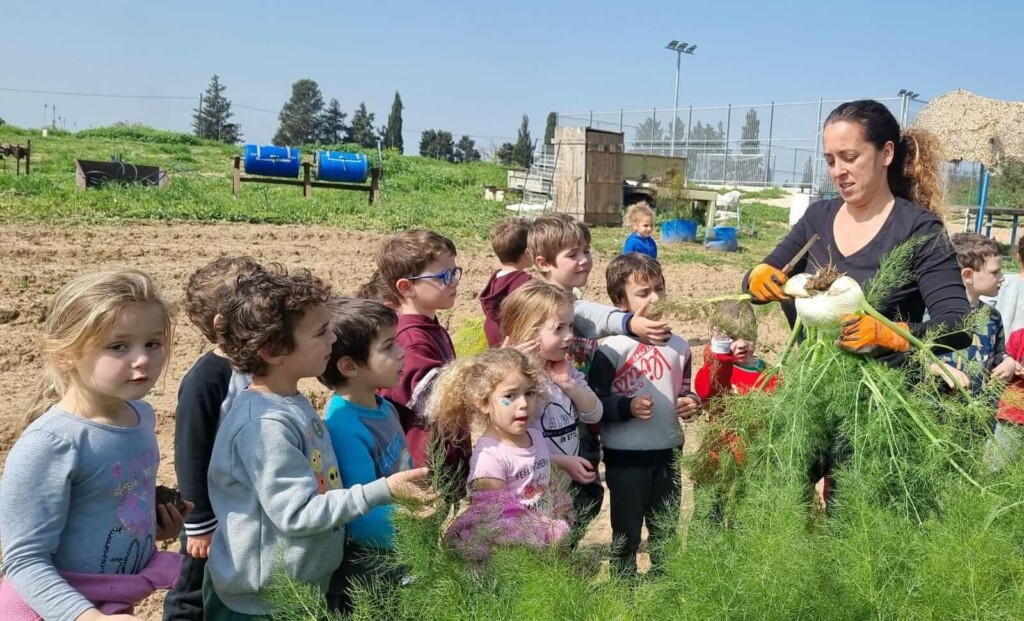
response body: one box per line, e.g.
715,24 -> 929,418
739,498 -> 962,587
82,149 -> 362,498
557,96 -> 928,195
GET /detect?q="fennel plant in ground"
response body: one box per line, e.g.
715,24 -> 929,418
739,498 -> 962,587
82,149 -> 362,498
268,239 -> 1024,620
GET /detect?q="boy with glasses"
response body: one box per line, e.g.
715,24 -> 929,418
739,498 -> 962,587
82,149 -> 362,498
377,229 -> 470,493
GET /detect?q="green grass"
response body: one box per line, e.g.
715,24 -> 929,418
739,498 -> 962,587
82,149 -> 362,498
0,124 -> 508,241
715,186 -> 788,200
0,124 -> 785,270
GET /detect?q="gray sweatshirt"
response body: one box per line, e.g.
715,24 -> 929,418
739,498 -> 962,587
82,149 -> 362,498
206,390 -> 392,616
589,335 -> 693,453
0,401 -> 160,621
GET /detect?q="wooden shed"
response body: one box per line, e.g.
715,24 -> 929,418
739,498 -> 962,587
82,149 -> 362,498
552,127 -> 624,225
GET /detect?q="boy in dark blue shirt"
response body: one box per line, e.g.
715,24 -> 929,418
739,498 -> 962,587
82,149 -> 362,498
933,233 -> 1017,394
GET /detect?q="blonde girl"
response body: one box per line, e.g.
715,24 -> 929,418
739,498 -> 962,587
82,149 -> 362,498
0,269 -> 190,621
429,348 -> 570,560
499,280 -> 604,539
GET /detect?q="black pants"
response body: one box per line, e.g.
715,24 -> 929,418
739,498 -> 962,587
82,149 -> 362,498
604,455 -> 681,576
163,533 -> 206,621
326,543 -> 405,614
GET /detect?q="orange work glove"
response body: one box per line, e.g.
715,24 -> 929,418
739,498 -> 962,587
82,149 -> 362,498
837,314 -> 909,355
748,263 -> 790,302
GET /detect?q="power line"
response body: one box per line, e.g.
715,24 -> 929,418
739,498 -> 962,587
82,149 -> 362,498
2,85 -> 519,144
0,86 -> 195,100
234,103 -> 278,115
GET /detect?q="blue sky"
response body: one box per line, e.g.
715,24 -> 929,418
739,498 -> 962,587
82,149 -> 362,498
2,0 -> 1022,152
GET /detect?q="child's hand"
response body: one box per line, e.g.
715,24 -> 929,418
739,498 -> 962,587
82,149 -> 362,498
629,306 -> 671,346
187,532 -> 213,559
156,500 -> 193,541
546,358 -> 574,388
675,395 -> 700,421
559,456 -> 597,484
992,357 -> 1019,381
730,339 -> 751,363
501,336 -> 540,356
929,362 -> 971,391
630,394 -> 654,420
386,467 -> 439,507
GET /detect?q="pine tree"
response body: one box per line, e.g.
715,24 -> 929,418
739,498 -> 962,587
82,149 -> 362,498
192,74 -> 241,143
670,116 -> 686,150
544,112 -> 557,146
496,142 -> 515,166
511,115 -> 533,168
454,135 -> 480,162
318,98 -> 347,145
383,92 -> 404,153
347,102 -> 377,148
740,109 -> 761,154
273,79 -> 324,146
636,116 -> 664,151
419,130 -> 454,160
802,156 -> 814,186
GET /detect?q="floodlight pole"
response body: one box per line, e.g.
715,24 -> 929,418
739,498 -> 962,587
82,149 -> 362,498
666,41 -> 696,157
671,51 -> 680,157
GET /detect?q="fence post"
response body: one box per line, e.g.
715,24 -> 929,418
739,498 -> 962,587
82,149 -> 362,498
793,149 -> 799,188
765,101 -> 775,185
651,108 -> 657,154
724,104 -> 732,185
811,98 -> 823,194
685,105 -> 692,165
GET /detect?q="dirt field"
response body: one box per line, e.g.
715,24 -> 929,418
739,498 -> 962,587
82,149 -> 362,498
0,222 -> 789,619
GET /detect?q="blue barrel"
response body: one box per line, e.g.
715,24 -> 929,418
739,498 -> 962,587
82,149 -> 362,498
660,219 -> 698,244
243,144 -> 301,178
316,151 -> 369,183
705,226 -> 739,252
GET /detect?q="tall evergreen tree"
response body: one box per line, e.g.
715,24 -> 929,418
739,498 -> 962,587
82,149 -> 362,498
454,135 -> 480,162
383,92 -> 404,153
273,79 -> 324,145
511,115 -> 533,168
802,156 -> 814,186
740,108 -> 761,154
192,74 -> 241,143
318,98 -> 348,144
347,102 -> 377,148
544,111 -> 557,146
496,142 -> 515,166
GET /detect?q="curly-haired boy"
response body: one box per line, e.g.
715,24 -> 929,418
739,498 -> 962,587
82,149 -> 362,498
206,265 -> 433,619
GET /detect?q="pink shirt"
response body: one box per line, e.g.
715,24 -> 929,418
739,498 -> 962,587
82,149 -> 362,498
467,428 -> 551,509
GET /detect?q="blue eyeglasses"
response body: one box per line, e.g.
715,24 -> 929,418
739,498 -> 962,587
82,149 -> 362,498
407,266 -> 462,287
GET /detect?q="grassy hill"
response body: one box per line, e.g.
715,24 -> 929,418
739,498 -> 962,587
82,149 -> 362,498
0,124 -> 786,267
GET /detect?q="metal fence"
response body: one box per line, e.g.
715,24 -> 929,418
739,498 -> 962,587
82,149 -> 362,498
556,96 -> 928,195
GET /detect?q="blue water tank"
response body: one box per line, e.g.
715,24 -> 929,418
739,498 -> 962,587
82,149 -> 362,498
316,151 -> 369,183
660,219 -> 698,244
243,145 -> 301,178
705,226 -> 739,252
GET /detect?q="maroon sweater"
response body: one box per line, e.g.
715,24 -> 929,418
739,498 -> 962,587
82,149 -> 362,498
478,269 -> 533,348
380,313 -> 470,484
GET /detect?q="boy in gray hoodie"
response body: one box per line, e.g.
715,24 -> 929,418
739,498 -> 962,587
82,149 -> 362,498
588,253 -> 700,577
528,213 -> 672,533
206,265 -> 434,619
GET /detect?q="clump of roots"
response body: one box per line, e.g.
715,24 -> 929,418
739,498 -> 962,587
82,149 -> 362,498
806,264 -> 842,293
